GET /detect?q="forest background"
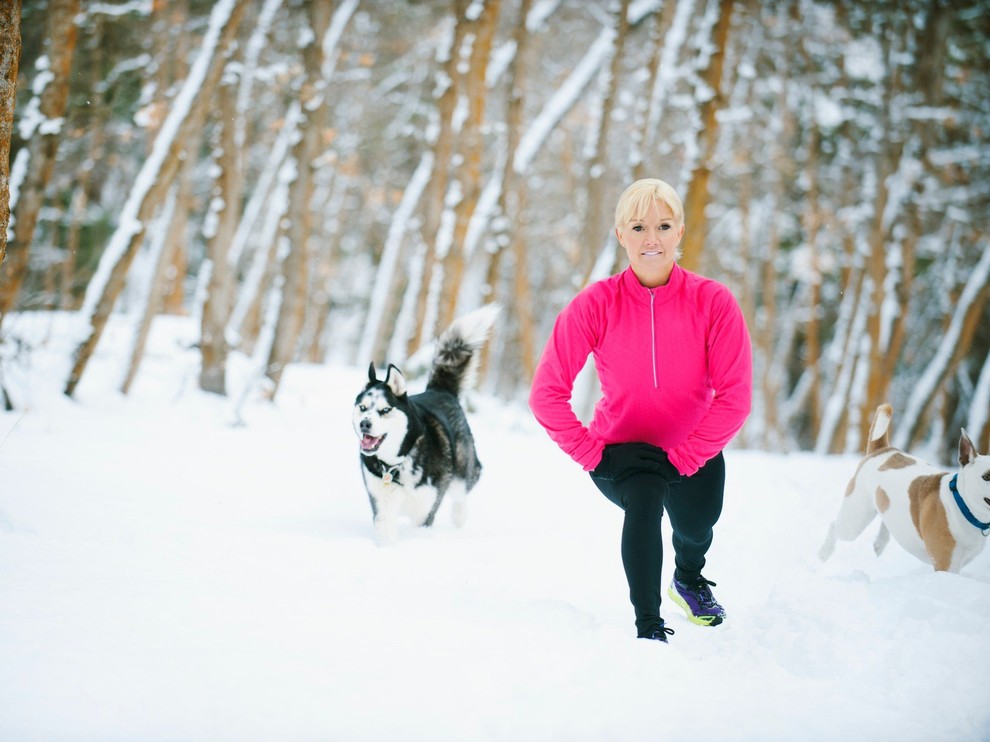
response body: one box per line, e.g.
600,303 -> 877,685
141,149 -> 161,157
0,0 -> 988,463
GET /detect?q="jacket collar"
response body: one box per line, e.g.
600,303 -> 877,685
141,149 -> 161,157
621,263 -> 684,304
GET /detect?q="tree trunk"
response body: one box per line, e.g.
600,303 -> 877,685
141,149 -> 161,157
679,0 -> 734,273
579,0 -> 629,283
629,0 -> 677,183
199,61 -> 242,395
894,247 -> 990,451
120,187 -> 180,395
408,0 -> 468,356
438,0 -> 500,332
264,1 -> 333,395
0,0 -> 76,323
153,0 -> 191,316
65,0 -> 248,397
0,0 -> 20,270
482,0 -> 533,390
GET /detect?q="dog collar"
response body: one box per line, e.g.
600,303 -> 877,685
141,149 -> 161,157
382,463 -> 402,485
949,474 -> 990,535
363,456 -> 403,485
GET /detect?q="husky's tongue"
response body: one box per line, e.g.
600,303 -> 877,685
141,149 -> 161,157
361,434 -> 384,452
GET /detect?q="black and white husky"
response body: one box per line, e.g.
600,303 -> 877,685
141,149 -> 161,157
352,305 -> 499,545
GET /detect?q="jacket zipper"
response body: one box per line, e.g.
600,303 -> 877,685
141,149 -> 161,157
649,290 -> 658,388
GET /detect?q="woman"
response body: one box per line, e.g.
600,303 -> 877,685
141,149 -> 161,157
529,178 -> 752,642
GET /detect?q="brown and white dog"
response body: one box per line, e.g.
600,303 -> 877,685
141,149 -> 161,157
819,403 -> 990,573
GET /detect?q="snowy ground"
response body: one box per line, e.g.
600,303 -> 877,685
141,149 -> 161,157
1,312 -> 989,741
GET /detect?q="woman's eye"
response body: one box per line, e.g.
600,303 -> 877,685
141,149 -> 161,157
632,225 -> 643,232
660,224 -> 671,231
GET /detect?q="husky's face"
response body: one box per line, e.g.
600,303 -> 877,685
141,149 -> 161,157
352,364 -> 409,461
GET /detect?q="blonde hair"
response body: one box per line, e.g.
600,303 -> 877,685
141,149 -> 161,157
614,178 -> 684,229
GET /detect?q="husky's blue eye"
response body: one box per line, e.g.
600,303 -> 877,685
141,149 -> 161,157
381,406 -> 392,415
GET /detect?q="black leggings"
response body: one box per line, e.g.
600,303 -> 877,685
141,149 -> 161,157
591,452 -> 725,635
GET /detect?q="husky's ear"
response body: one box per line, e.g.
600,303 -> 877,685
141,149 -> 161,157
959,429 -> 977,467
384,364 -> 407,398
368,362 -> 379,384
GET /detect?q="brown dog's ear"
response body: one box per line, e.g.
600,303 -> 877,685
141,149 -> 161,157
368,362 -> 378,383
959,429 -> 976,467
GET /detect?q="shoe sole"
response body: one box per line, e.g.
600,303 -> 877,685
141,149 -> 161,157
667,585 -> 725,627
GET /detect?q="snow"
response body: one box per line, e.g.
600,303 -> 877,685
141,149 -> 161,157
2,311 -> 989,741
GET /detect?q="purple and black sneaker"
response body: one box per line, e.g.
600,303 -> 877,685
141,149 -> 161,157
668,576 -> 726,626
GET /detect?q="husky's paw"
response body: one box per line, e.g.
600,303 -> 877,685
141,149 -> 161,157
374,518 -> 399,546
451,499 -> 468,528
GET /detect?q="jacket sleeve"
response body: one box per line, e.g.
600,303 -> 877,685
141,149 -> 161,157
528,291 -> 606,471
666,287 -> 753,477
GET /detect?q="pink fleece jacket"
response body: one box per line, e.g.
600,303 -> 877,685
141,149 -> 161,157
529,264 -> 752,477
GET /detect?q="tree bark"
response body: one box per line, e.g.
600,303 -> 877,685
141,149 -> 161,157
408,0 -> 468,356
0,0 -> 20,271
482,0 -> 534,389
199,61 -> 242,395
895,247 -> 990,451
438,0 -> 500,332
579,0 -> 629,283
0,0 -> 75,322
264,1 -> 333,396
679,0 -> 734,273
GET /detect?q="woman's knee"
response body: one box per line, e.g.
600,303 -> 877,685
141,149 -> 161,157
592,473 -> 666,513
622,482 -> 666,516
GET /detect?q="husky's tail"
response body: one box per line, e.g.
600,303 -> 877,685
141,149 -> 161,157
866,404 -> 893,454
427,304 -> 501,396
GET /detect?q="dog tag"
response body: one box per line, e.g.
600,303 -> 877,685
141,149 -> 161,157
383,471 -> 393,484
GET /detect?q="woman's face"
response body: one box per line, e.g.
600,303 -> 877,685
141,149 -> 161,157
615,199 -> 684,288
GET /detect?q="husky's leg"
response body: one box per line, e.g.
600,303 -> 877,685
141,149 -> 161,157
373,488 -> 404,545
404,485 -> 441,527
446,481 -> 469,528
374,507 -> 400,545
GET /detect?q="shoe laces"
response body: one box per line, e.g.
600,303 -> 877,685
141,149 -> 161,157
684,577 -> 719,609
643,625 -> 675,641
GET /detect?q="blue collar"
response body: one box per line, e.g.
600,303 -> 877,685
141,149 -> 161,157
949,474 -> 990,535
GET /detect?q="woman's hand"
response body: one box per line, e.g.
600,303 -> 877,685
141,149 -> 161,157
593,442 -> 681,483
